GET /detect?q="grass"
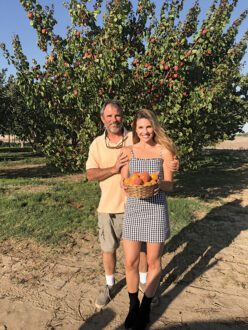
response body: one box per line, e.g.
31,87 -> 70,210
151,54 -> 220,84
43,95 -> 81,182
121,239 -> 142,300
0,147 -> 101,245
0,180 -> 100,244
0,146 -> 247,247
168,197 -> 207,236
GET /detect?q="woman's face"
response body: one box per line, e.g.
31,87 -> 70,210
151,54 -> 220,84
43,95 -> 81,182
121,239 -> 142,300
136,118 -> 155,143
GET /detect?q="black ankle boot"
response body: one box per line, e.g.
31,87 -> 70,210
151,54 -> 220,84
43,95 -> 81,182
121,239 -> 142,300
125,291 -> 140,329
132,294 -> 153,330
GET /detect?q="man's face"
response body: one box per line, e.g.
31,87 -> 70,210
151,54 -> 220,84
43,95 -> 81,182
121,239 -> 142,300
101,104 -> 123,135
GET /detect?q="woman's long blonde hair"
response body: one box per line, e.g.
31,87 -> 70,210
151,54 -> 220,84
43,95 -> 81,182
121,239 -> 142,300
132,109 -> 177,155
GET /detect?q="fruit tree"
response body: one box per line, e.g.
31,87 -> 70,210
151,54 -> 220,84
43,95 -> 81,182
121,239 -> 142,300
1,0 -> 248,170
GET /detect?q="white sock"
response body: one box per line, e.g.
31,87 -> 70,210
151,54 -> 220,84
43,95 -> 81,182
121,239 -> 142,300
105,274 -> 115,287
139,272 -> 147,284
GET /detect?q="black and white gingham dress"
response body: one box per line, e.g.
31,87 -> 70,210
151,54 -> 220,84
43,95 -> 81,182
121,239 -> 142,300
122,153 -> 170,243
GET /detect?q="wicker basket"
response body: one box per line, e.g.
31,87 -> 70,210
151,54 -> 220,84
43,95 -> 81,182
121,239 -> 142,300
124,182 -> 158,198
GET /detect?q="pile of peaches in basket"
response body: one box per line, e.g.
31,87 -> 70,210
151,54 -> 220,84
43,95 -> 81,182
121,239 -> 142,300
123,171 -> 158,186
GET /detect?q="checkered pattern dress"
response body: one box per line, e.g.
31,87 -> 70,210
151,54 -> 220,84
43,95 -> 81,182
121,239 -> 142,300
122,153 -> 170,243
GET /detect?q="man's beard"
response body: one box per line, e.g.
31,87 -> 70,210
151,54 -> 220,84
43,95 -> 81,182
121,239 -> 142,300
106,122 -> 123,133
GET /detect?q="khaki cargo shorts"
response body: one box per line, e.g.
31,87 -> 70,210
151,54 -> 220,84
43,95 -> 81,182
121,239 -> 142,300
98,213 -> 123,253
97,212 -> 147,253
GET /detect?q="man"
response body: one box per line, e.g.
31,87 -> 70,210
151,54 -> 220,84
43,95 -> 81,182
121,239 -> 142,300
86,100 -> 178,309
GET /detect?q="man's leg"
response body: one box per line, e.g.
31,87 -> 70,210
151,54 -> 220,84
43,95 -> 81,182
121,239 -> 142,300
103,251 -> 116,286
95,213 -> 122,308
139,249 -> 148,291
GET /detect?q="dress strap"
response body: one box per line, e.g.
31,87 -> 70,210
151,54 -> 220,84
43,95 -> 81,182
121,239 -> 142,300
130,147 -> 135,158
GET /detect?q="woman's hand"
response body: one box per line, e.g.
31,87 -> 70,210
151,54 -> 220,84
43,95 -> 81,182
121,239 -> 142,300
120,178 -> 125,189
120,177 -> 128,191
166,156 -> 179,172
120,178 -> 129,197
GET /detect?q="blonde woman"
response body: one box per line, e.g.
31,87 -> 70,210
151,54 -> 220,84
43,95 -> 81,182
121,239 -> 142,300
121,109 -> 177,329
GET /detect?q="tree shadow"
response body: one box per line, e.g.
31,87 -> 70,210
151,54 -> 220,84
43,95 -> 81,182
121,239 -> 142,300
0,146 -> 33,153
78,307 -> 116,330
0,147 -> 68,179
149,199 -> 248,328
0,153 -> 43,162
0,146 -> 42,161
174,149 -> 248,200
162,319 -> 248,329
113,277 -> 126,298
77,278 -> 126,330
0,164 -> 66,179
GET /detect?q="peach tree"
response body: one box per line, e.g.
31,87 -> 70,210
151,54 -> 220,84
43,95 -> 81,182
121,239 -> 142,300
1,0 -> 248,170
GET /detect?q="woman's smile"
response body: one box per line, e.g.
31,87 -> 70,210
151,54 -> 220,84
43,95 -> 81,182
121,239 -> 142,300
136,118 -> 155,143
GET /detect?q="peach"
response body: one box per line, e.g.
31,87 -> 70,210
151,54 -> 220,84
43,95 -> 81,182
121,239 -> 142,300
124,178 -> 131,185
150,173 -> 158,181
139,171 -> 151,183
128,173 -> 140,185
133,177 -> 144,185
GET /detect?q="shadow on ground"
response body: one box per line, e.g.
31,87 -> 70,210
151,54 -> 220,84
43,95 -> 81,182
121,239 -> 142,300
78,308 -> 116,330
77,200 -> 248,329
174,149 -> 248,200
158,319 -> 248,329
0,164 -> 66,179
150,199 -> 248,329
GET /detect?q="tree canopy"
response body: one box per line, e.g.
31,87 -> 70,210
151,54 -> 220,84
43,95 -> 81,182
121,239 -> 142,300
1,0 -> 248,170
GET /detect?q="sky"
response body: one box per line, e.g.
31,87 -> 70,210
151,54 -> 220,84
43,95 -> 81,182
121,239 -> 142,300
0,0 -> 247,131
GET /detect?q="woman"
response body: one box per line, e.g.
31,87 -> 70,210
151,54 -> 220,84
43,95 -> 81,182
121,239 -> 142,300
121,109 -> 177,329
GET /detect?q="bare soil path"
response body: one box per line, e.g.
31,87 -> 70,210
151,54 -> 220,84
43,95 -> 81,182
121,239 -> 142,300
1,143 -> 248,329
2,191 -> 247,330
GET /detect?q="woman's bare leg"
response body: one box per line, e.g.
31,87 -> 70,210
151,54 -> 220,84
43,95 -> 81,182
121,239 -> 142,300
123,240 -> 142,328
123,240 -> 141,293
145,242 -> 164,297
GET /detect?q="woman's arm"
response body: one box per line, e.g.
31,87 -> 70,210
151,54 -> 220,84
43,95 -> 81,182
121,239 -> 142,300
159,148 -> 174,192
120,147 -> 131,189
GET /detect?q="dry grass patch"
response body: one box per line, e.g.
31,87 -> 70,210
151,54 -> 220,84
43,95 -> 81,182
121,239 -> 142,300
15,185 -> 51,194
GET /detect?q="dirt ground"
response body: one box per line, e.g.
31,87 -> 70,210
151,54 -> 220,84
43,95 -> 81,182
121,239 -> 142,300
1,140 -> 248,330
211,135 -> 248,150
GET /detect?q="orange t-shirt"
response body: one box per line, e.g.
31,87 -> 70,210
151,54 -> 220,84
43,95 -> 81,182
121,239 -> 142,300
86,130 -> 132,213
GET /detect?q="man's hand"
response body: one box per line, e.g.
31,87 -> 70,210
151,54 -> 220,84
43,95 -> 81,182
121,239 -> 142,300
87,151 -> 129,182
113,151 -> 129,174
166,156 -> 179,172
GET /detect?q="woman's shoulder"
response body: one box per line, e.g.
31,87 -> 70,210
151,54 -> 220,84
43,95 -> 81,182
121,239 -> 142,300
160,146 -> 174,160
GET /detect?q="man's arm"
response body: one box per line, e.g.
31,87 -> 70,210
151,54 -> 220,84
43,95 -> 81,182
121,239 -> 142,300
86,167 -> 117,181
86,151 -> 129,182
